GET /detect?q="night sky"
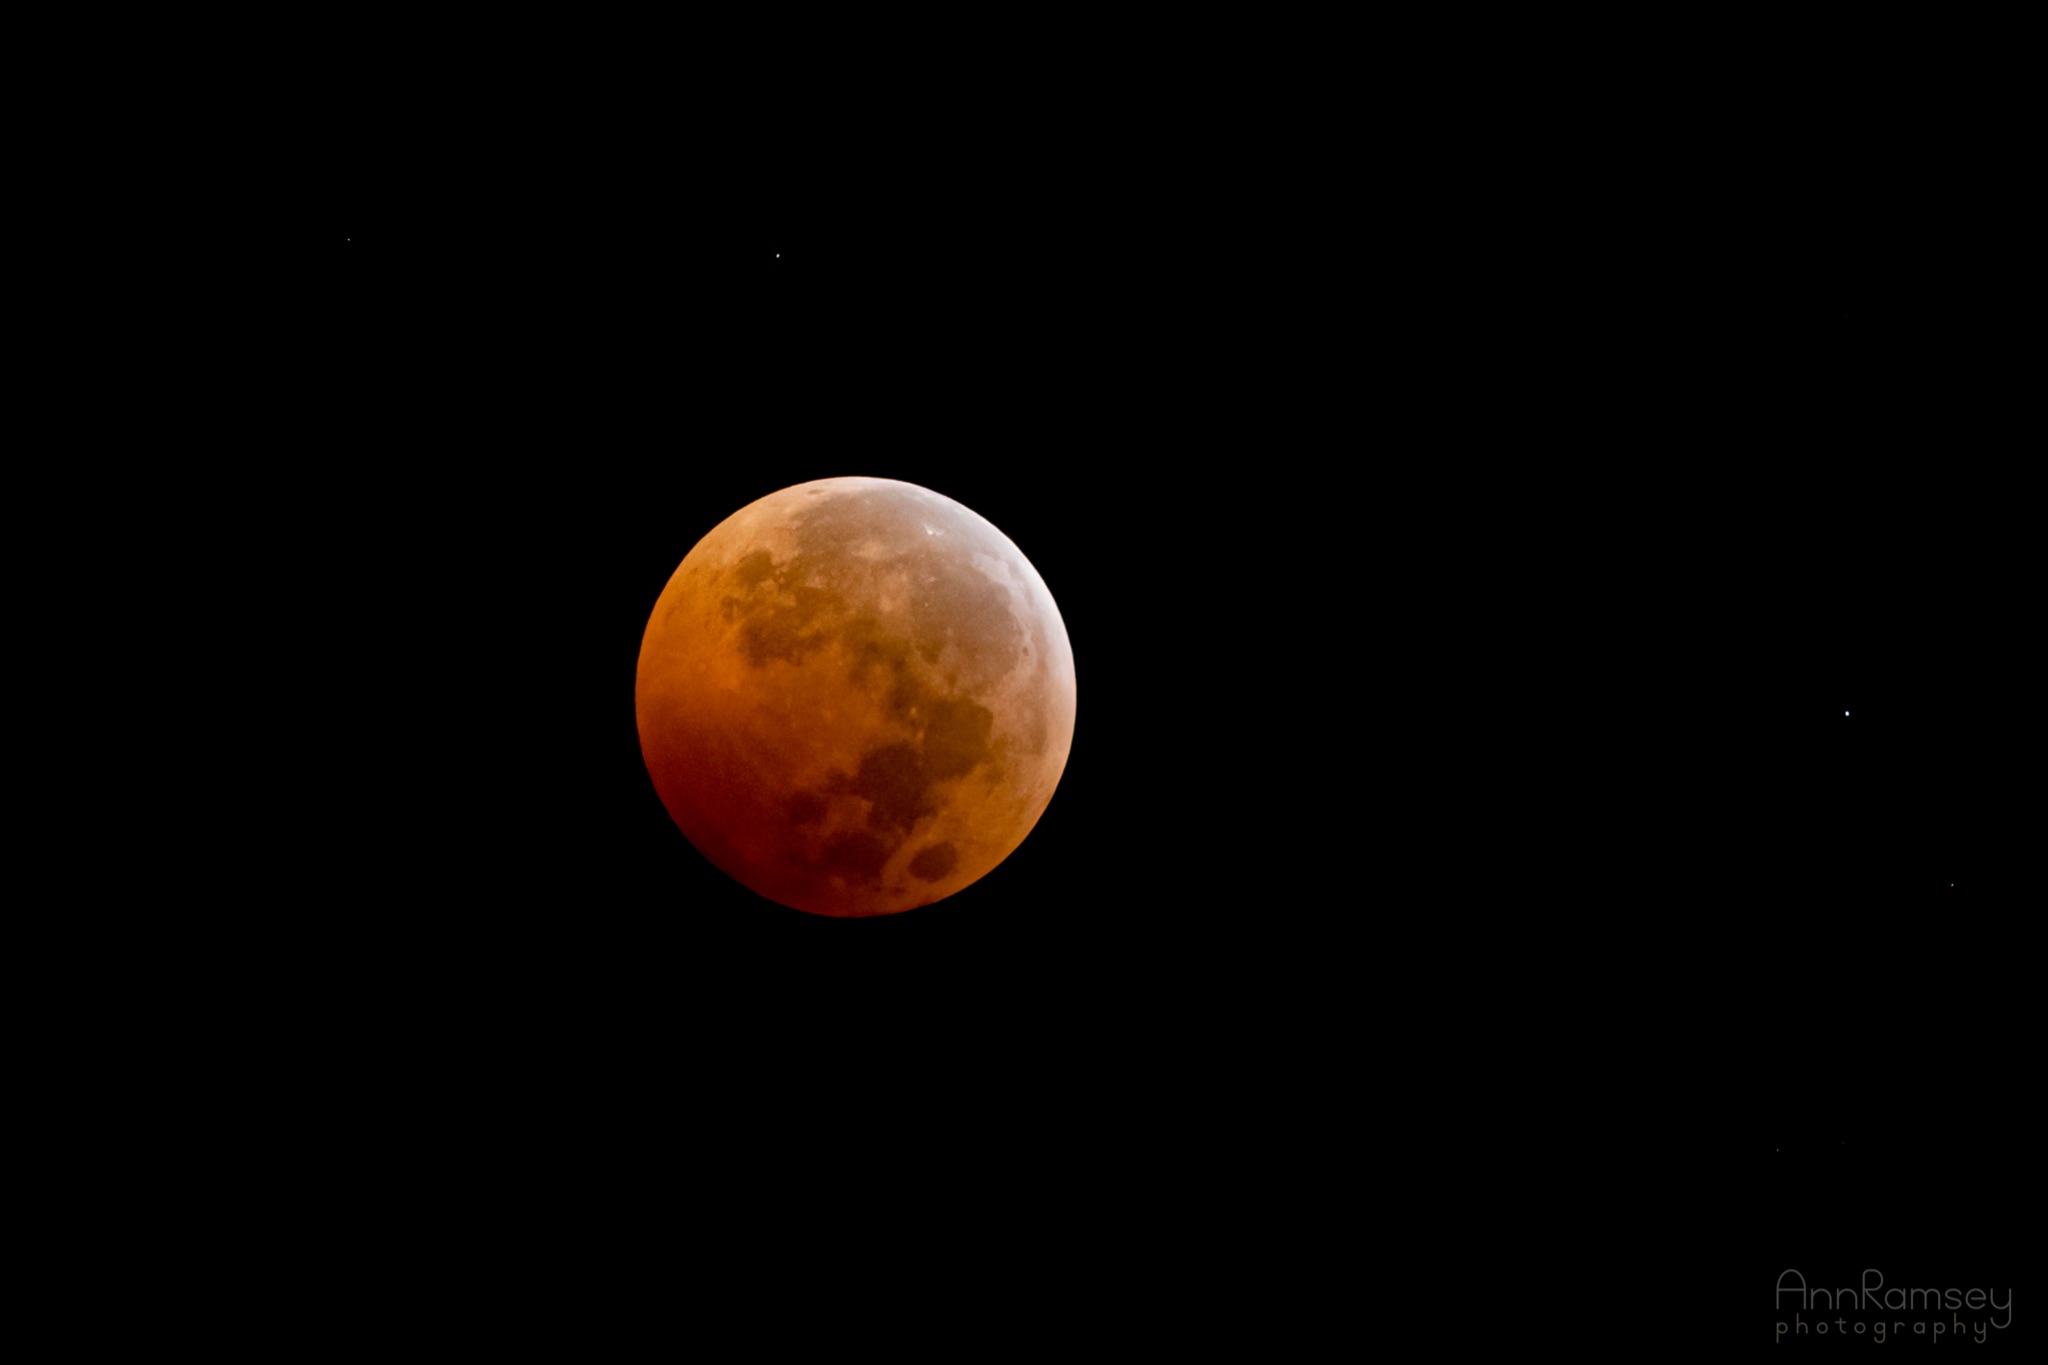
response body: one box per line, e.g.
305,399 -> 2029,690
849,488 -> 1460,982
292,44 -> 2032,1341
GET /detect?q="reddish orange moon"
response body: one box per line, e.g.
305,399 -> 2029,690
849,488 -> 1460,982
635,478 -> 1077,917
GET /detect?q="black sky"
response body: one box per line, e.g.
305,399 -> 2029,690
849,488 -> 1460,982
290,40 -> 2033,1340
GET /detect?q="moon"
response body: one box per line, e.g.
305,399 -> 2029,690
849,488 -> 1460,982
635,478 -> 1077,917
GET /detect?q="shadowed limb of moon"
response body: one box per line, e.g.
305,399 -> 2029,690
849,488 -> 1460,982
635,477 -> 1077,917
